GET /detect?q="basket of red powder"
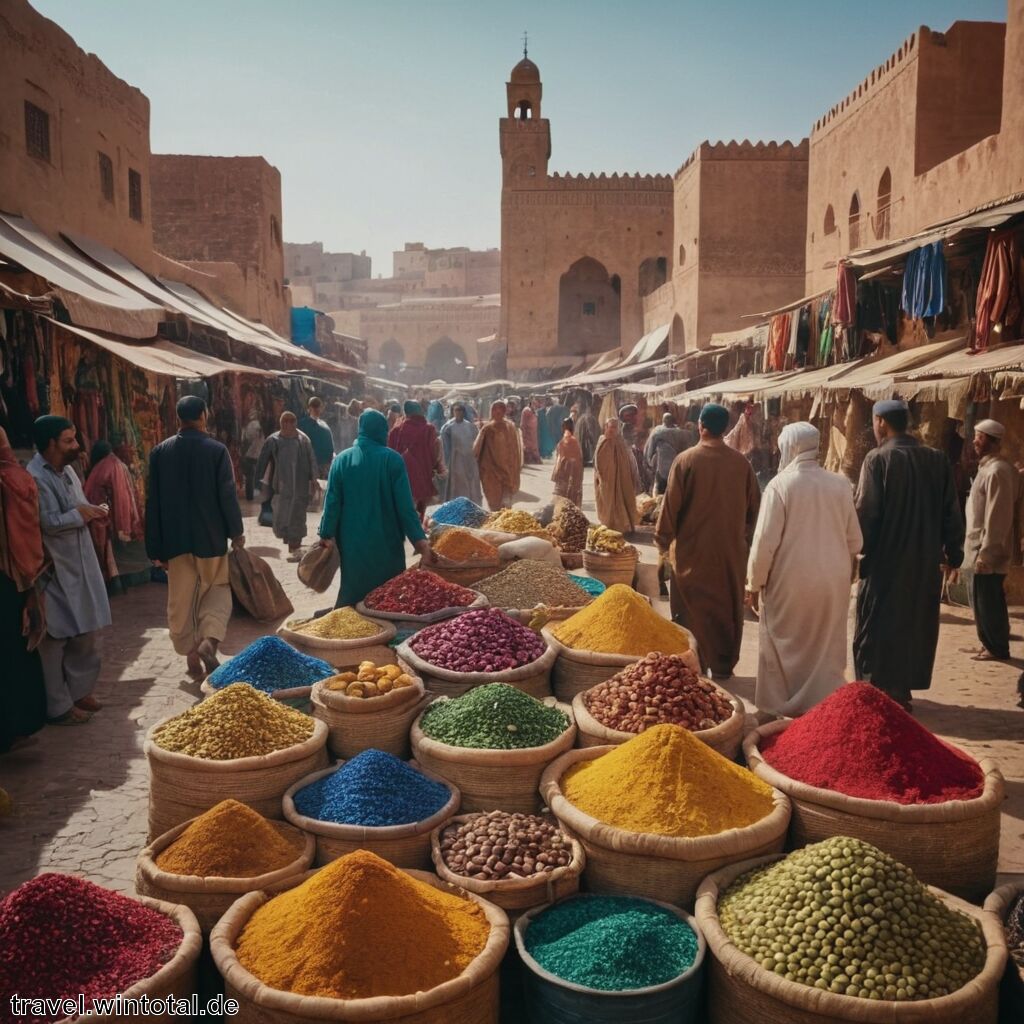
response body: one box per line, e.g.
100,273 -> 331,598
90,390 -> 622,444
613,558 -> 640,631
743,682 -> 1004,903
0,873 -> 202,1023
356,568 -> 488,630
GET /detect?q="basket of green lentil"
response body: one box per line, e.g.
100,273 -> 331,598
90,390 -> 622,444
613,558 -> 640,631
983,882 -> 1024,1018
514,893 -> 706,1024
742,686 -> 1005,903
282,752 -> 461,869
540,726 -> 790,910
410,685 -> 577,814
694,840 -> 1007,1024
277,606 -> 397,669
145,684 -> 330,841
430,811 -> 585,919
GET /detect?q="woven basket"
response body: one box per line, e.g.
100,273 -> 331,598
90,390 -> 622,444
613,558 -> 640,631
582,547 -> 639,588
429,813 -> 585,920
210,869 -> 508,1024
983,882 -> 1024,1019
277,614 -> 397,670
743,720 -> 1004,903
135,818 -> 315,933
396,638 -> 556,700
421,554 -> 502,588
540,746 -> 790,911
695,854 -> 1007,1024
54,897 -> 203,1023
410,700 -> 576,814
200,679 -> 314,714
282,761 -> 460,869
311,678 -> 432,760
145,721 -> 329,842
559,551 -> 584,570
572,684 -> 746,759
355,591 -> 488,632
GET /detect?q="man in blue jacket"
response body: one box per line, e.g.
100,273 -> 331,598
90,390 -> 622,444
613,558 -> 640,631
146,396 -> 244,682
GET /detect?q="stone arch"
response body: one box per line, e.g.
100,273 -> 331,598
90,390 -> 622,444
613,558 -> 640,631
557,257 -> 621,355
424,337 -> 468,382
875,168 -> 892,240
379,338 -> 405,377
848,192 -> 861,250
638,256 -> 669,297
824,204 -> 836,235
671,313 -> 685,352
514,99 -> 533,120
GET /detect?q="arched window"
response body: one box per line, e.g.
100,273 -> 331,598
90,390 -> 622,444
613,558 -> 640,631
823,205 -> 836,235
678,244 -> 687,267
875,168 -> 892,240
638,256 -> 669,297
515,99 -> 532,120
848,193 -> 861,250
610,273 -> 621,295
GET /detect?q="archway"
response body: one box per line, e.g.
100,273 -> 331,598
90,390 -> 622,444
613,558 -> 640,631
424,337 -> 468,382
875,169 -> 892,240
557,257 -> 621,355
671,313 -> 685,352
638,256 -> 668,298
848,193 -> 861,250
380,338 -> 405,377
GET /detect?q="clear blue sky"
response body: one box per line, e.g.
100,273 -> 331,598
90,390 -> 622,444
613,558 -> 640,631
33,0 -> 1008,274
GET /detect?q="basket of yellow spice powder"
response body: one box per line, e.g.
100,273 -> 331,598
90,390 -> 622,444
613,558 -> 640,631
277,606 -> 397,669
210,849 -> 509,1024
145,684 -> 329,841
540,724 -> 790,910
543,584 -> 700,702
136,799 -> 315,933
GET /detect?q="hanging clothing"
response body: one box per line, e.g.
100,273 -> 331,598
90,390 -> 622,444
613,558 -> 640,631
439,418 -> 482,505
654,440 -> 760,677
259,432 -> 317,546
520,405 -> 541,463
747,425 -> 862,716
84,452 -> 143,581
593,434 -> 637,535
974,229 -> 1023,351
388,415 -> 441,507
854,435 -> 964,700
473,417 -> 522,511
320,410 -> 426,608
551,432 -> 584,508
766,313 -> 791,371
901,241 -> 946,320
833,262 -> 857,327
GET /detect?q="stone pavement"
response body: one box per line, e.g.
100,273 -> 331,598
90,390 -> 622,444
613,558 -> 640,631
0,463 -> 1021,896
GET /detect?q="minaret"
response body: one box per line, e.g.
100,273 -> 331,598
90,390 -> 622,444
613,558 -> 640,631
499,46 -> 550,186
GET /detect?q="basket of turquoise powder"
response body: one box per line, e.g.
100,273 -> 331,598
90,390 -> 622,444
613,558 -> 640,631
514,893 -> 706,1023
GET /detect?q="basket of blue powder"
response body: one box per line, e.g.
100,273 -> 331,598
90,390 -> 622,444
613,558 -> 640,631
429,497 -> 490,529
282,750 -> 460,869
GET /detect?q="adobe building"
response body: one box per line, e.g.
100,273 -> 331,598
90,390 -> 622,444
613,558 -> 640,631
0,0 -> 154,270
806,2 -> 1024,293
285,242 -> 372,309
150,155 -> 289,336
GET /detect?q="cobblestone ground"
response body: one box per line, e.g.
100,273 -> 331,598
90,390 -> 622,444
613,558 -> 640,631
1,463 -> 1021,895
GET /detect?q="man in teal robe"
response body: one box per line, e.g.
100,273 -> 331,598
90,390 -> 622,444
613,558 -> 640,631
317,410 -> 431,607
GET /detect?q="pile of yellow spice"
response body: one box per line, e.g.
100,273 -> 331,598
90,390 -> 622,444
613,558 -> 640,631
485,508 -> 551,538
289,607 -> 381,640
433,527 -> 499,562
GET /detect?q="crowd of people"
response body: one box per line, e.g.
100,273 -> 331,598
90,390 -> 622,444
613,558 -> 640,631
2,382 -> 1021,754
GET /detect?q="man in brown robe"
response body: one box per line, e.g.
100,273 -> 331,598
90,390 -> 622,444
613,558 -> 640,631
593,419 -> 637,534
655,403 -> 760,679
473,400 -> 521,510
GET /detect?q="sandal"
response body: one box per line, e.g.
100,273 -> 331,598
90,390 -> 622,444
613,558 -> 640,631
75,696 -> 102,712
48,707 -> 92,726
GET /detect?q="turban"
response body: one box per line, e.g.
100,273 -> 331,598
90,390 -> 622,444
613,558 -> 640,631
872,398 -> 908,417
32,415 -> 74,452
176,395 -> 207,422
403,400 -> 423,417
699,403 -> 730,437
974,419 -> 1005,439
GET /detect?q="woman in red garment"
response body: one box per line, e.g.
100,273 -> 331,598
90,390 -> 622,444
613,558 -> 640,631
388,400 -> 444,521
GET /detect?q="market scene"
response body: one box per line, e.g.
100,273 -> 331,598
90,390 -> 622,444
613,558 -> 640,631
1,0 -> 1024,1021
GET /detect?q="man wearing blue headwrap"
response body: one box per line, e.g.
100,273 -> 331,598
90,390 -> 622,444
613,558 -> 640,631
318,409 -> 432,607
655,403 -> 760,678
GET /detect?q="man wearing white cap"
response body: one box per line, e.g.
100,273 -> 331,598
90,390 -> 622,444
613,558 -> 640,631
962,418 -> 1021,661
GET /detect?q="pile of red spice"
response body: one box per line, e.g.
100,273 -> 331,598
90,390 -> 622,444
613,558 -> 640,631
760,682 -> 984,805
0,874 -> 183,1024
363,568 -> 477,615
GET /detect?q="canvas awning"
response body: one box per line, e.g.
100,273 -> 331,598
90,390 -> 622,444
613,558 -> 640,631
904,342 -> 1024,380
619,324 -> 670,367
816,337 -> 967,398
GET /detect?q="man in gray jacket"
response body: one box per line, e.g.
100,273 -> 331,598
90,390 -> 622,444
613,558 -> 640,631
644,413 -> 691,495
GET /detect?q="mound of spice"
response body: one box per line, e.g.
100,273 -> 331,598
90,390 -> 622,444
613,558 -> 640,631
563,723 -> 774,837
432,497 -> 489,528
440,811 -> 573,879
486,508 -> 550,537
548,501 -> 589,553
410,608 -> 547,672
433,527 -> 499,562
322,661 -> 417,698
289,608 -> 382,641
524,896 -> 698,991
154,799 -> 303,877
0,874 -> 182,1021
719,837 -> 986,1000
586,525 -> 628,552
553,584 -> 691,657
207,636 -> 333,693
293,749 -> 452,827
475,560 -> 592,610
420,683 -> 569,750
584,653 -> 733,734
152,683 -> 314,760
760,682 -> 985,805
1007,891 -> 1024,969
364,568 -> 477,616
235,849 -> 489,999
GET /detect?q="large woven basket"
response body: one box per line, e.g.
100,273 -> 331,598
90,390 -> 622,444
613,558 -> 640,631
420,554 -> 501,587
310,678 -> 432,760
572,684 -> 746,760
277,613 -> 398,670
429,813 -> 585,920
983,882 -> 1024,1019
695,854 -> 1007,1024
282,761 -> 460,869
743,720 -> 1004,903
540,746 -> 790,911
135,817 -> 315,933
200,679 -> 315,714
559,551 -> 584,570
396,638 -> 556,700
410,700 -> 576,814
355,591 -> 488,633
210,869 -> 508,1024
145,720 -> 329,842
582,547 -> 639,588
54,897 -> 203,1023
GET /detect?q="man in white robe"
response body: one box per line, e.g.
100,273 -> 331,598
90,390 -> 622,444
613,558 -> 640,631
746,422 -> 862,716
439,403 -> 482,504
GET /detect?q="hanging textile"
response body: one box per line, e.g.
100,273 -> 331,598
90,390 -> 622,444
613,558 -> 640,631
974,228 -> 1023,351
900,241 -> 946,320
833,262 -> 857,327
818,293 -> 835,364
766,312 -> 791,371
